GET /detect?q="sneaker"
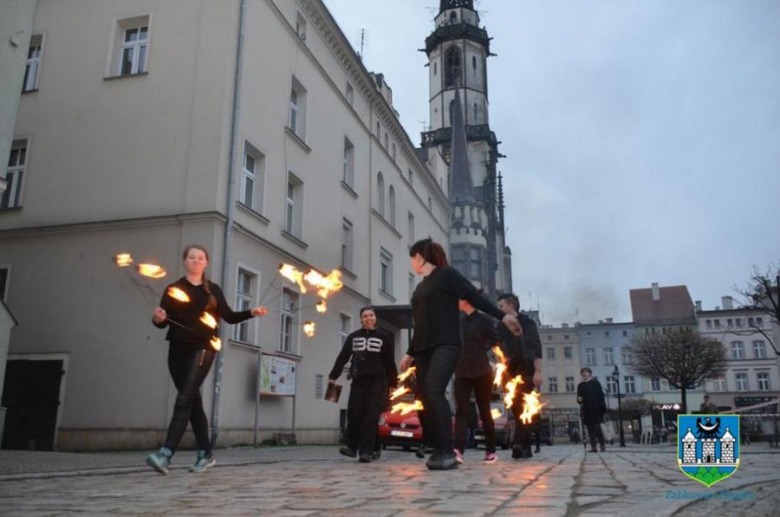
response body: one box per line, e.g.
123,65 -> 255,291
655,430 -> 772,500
339,446 -> 357,458
145,447 -> 173,475
453,449 -> 464,464
189,450 -> 216,473
484,452 -> 497,463
415,444 -> 426,459
426,451 -> 459,471
359,452 -> 372,463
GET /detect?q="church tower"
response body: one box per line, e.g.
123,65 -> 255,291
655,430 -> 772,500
420,0 -> 512,297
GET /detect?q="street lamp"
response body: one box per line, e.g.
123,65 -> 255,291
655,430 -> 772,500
613,365 -> 626,447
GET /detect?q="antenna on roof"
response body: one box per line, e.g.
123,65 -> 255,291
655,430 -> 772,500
356,29 -> 368,61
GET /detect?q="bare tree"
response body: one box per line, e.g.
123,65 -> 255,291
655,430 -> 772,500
734,263 -> 780,356
630,328 -> 728,413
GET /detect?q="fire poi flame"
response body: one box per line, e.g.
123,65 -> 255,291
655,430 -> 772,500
519,390 -> 547,424
303,321 -> 316,337
397,366 -> 416,383
493,363 -> 507,388
491,408 -> 502,420
167,286 -> 190,303
114,253 -> 133,267
137,264 -> 167,279
200,312 -> 217,329
503,375 -> 525,409
210,336 -> 222,351
316,300 -> 327,313
391,399 -> 424,416
279,264 -> 307,293
390,386 -> 410,401
303,269 -> 344,299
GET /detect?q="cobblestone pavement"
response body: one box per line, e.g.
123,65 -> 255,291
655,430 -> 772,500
1,444 -> 778,516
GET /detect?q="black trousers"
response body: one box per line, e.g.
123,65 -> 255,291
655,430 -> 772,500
454,374 -> 496,454
347,376 -> 385,454
586,423 -> 605,450
415,343 -> 460,454
509,363 -> 535,449
164,346 -> 216,455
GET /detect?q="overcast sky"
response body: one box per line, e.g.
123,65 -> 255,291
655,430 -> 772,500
324,0 -> 780,326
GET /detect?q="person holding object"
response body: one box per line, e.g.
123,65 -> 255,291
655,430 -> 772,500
146,245 -> 268,474
329,307 -> 397,463
399,239 -> 522,470
700,394 -> 719,414
453,295 -> 503,464
496,292 -> 543,459
577,367 -> 607,453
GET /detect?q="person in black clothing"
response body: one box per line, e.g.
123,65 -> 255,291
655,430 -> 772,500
453,296 -> 503,464
399,239 -> 521,471
577,367 -> 607,453
146,245 -> 268,475
496,293 -> 543,460
329,307 -> 398,463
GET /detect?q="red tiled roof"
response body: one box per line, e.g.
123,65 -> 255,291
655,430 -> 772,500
629,285 -> 696,325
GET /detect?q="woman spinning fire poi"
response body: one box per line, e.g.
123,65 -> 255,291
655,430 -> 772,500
145,245 -> 268,475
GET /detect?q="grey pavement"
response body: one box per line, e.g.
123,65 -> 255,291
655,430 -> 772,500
0,443 -> 778,516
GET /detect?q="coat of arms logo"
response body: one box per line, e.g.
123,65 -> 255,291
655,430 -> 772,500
677,414 -> 740,487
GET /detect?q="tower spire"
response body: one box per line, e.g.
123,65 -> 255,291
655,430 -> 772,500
449,87 -> 475,202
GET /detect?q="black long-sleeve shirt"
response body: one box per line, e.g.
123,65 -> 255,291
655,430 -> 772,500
577,378 -> 607,425
497,313 -> 542,371
407,266 -> 505,356
153,277 -> 252,351
329,327 -> 398,387
456,311 -> 502,379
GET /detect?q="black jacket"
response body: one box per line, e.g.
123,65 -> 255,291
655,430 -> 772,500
577,379 -> 607,425
329,328 -> 398,387
153,277 -> 252,350
407,266 -> 505,356
497,313 -> 542,371
456,311 -> 502,379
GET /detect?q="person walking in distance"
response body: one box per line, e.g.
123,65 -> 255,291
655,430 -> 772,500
577,367 -> 607,453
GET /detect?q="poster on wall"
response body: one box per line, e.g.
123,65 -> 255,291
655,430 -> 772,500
260,354 -> 297,396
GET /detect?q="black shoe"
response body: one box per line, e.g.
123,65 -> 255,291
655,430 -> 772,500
415,444 -> 426,459
426,451 -> 459,471
359,452 -> 371,463
339,446 -> 357,458
521,447 -> 533,459
534,446 -> 541,454
512,446 -> 523,459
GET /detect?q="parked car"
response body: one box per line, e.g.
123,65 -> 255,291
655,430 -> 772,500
378,399 -> 424,451
474,402 -> 513,450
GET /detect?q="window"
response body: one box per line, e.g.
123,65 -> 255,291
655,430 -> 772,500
757,317 -> 764,327
343,137 -> 355,187
757,372 -> 771,391
23,35 -> 43,92
473,103 -> 477,121
341,219 -> 353,272
469,247 -> 481,279
388,186 -> 396,226
380,248 -> 393,295
392,143 -> 397,161
753,340 -> 766,359
339,313 -> 352,352
113,17 -> 150,76
428,196 -> 432,211
713,375 -> 727,392
449,11 -> 458,24
586,331 -> 592,337
731,341 -> 744,360
621,347 -> 633,365
624,376 -> 636,394
408,169 -> 414,186
727,319 -> 733,328
735,318 -> 742,328
234,269 -> 255,343
241,144 -> 265,212
606,377 -> 618,394
622,330 -> 628,337
714,319 -> 721,328
605,331 -> 610,337
604,347 -> 614,365
280,289 -> 299,353
407,212 -> 415,246
564,334 -> 569,340
586,348 -> 596,366
0,267 -> 8,301
564,346 -> 572,359
547,347 -> 555,360
547,335 -> 553,341
315,374 -> 324,398
2,140 -> 27,209
651,378 -> 661,392
376,122 -> 381,138
452,245 -> 467,277
472,55 -> 477,70
706,320 -> 712,329
548,377 -> 558,393
433,62 -> 437,75
346,82 -> 354,106
377,172 -> 385,216
285,173 -> 304,238
444,46 -> 461,87
289,77 -> 307,139
565,376 -> 575,393
735,373 -> 748,392
295,11 -> 307,41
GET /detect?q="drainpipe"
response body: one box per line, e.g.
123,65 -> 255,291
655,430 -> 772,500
211,0 -> 247,449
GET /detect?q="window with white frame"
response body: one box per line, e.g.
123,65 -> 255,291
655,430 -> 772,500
233,269 -> 255,343
651,377 -> 661,391
289,77 -> 307,139
713,375 -> 726,392
564,346 -> 572,359
469,247 -> 481,279
546,347 -> 555,361
345,82 -> 354,106
341,218 -> 353,272
714,319 -> 721,328
731,341 -> 744,360
624,375 -> 636,394
23,35 -> 43,92
606,377 -> 617,394
343,137 -> 355,187
548,377 -> 558,393
0,267 -> 8,302
621,347 -> 633,365
753,340 -> 767,359
377,172 -> 385,216
388,186 -> 396,226
565,376 -> 575,393
285,172 -> 304,238
2,140 -> 27,209
280,289 -> 299,353
112,17 -> 150,76
295,11 -> 307,41
380,248 -> 393,295
604,347 -> 614,365
735,373 -> 748,392
586,348 -> 596,365
757,372 -> 770,391
339,313 -> 352,353
241,144 -> 265,212
407,212 -> 415,246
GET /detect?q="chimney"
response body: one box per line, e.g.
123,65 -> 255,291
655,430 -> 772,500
695,300 -> 702,312
721,296 -> 734,310
651,282 -> 660,301
606,317 -> 613,324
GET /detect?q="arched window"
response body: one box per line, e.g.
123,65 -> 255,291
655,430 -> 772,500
444,46 -> 461,88
388,186 -> 396,226
376,121 -> 381,138
377,172 -> 385,216
473,102 -> 478,122
449,11 -> 458,24
472,56 -> 477,70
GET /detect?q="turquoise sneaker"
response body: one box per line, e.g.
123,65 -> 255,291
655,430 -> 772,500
189,450 -> 216,473
145,447 -> 173,475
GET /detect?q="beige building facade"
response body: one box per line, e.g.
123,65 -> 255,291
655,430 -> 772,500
538,326 -> 581,440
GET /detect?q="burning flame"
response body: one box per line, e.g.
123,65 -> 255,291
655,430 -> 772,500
279,264 -> 307,293
210,336 -> 222,351
390,386 -> 410,401
316,300 -> 327,313
493,363 -> 507,388
391,400 -> 424,416
137,264 -> 167,279
397,366 -> 417,383
303,269 -> 344,299
493,345 -> 506,363
167,287 -> 190,303
200,312 -> 217,329
491,408 -> 502,420
303,321 -> 316,337
503,375 -> 525,409
519,390 -> 547,425
114,253 -> 133,267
